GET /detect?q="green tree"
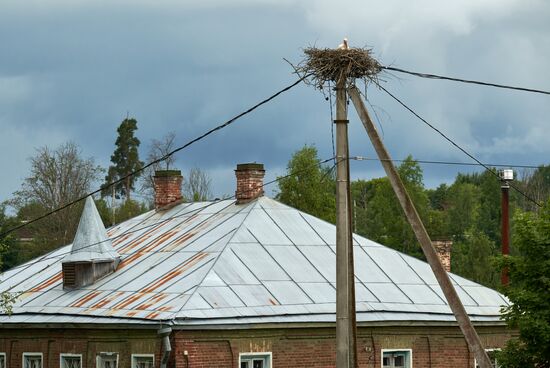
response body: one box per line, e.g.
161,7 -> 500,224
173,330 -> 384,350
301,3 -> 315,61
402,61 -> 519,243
447,182 -> 480,240
0,205 -> 20,313
8,142 -> 102,256
104,118 -> 143,202
276,145 -> 336,223
495,204 -> 550,367
353,156 -> 430,258
452,229 -> 499,288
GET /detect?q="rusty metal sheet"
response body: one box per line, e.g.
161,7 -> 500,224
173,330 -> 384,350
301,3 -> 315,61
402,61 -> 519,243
0,196 -> 508,325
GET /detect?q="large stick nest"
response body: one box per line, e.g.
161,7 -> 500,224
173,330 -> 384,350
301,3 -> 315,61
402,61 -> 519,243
293,47 -> 382,89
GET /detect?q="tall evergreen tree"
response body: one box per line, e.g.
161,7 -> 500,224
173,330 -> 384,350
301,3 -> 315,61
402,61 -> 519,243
104,118 -> 143,202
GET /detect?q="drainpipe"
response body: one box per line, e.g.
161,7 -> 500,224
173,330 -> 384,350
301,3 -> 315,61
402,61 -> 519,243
158,326 -> 172,368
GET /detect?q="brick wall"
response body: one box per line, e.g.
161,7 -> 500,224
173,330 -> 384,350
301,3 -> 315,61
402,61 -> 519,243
0,328 -> 160,368
235,163 -> 265,204
154,170 -> 183,209
0,325 -> 512,368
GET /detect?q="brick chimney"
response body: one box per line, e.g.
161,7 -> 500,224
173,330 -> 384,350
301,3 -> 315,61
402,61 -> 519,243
154,170 -> 183,209
235,163 -> 265,204
433,239 -> 452,272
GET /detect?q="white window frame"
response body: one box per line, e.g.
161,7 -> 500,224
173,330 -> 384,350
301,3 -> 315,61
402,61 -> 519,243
60,353 -> 83,368
0,352 -> 6,368
131,354 -> 155,368
474,348 -> 501,368
239,352 -> 272,368
96,352 -> 119,368
22,352 -> 43,368
381,349 -> 413,368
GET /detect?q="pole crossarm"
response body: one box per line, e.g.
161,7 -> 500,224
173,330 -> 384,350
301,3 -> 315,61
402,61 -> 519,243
348,85 -> 493,368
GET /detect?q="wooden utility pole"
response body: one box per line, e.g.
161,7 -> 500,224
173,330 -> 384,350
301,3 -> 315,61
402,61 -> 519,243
335,79 -> 357,368
348,86 -> 493,368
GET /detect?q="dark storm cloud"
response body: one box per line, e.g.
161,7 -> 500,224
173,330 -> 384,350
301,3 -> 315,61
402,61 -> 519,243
1,0 -> 549,201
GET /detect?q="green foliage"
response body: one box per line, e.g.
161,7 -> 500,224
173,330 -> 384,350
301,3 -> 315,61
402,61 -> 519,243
103,118 -> 144,202
447,182 -> 481,240
95,198 -> 148,227
276,145 -> 336,223
452,229 -> 499,289
6,142 -> 101,264
0,205 -> 19,313
353,156 -> 429,258
496,205 -> 550,367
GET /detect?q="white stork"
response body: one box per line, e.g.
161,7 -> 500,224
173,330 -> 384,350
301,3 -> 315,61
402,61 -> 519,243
337,38 -> 349,50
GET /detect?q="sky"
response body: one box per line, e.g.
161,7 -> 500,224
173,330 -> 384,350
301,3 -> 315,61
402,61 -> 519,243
1,0 -> 549,205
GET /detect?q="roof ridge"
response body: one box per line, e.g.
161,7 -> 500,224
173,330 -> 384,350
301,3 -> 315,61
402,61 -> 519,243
169,199 -> 260,320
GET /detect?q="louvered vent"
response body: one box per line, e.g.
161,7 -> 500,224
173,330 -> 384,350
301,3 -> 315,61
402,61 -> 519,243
62,262 -> 77,289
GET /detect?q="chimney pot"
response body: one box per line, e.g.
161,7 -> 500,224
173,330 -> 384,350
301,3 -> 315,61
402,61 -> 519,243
235,163 -> 265,204
154,170 -> 183,209
433,239 -> 452,272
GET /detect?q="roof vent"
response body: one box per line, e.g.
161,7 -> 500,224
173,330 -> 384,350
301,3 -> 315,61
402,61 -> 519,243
61,196 -> 120,289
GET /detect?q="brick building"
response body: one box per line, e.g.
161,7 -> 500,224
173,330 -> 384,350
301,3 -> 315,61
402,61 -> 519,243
0,164 -> 511,368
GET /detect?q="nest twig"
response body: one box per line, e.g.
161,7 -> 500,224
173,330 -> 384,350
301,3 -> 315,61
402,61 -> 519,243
291,47 -> 382,90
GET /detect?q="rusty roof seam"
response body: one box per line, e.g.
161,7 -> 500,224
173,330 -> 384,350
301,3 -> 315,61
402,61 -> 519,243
88,200 -> 238,295
168,200 -> 258,319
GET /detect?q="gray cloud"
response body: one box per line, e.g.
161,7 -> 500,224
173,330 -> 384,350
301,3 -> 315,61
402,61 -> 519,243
1,0 -> 549,204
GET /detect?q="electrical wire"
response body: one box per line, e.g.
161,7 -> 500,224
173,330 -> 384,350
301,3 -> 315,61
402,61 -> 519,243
0,76 -> 307,239
381,66 -> 550,96
350,156 -> 542,169
1,156 -> 336,276
378,84 -> 542,207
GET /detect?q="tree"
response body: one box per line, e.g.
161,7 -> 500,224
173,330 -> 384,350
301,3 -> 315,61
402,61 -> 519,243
446,182 -> 480,240
276,145 -> 336,223
140,132 -> 177,203
452,229 -> 499,288
9,142 -> 102,251
183,167 -> 213,202
0,207 -> 18,312
103,117 -> 143,202
495,204 -> 550,367
353,156 -> 430,258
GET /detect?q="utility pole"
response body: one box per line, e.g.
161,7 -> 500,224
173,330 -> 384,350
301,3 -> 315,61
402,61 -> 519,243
348,86 -> 493,368
335,78 -> 357,368
500,169 -> 513,286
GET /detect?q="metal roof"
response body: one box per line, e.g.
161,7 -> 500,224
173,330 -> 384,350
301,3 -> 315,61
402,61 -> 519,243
62,196 -> 120,263
0,196 -> 509,326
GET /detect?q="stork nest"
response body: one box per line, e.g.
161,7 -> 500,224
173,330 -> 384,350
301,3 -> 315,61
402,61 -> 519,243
291,47 -> 382,90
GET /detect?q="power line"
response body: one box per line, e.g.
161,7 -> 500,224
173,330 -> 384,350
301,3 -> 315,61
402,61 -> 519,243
0,77 -> 306,238
378,84 -> 542,207
1,156 -> 336,276
381,66 -> 550,96
350,156 -> 543,169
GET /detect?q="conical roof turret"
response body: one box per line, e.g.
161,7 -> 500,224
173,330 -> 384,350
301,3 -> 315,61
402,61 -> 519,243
62,196 -> 119,263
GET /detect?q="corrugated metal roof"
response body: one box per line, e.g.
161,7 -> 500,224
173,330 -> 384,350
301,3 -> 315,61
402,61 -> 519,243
0,196 -> 508,326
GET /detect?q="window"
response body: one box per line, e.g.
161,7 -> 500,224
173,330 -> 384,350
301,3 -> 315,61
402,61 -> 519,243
475,349 -> 501,368
0,353 -> 6,368
132,354 -> 154,368
23,353 -> 43,368
382,349 -> 412,368
61,354 -> 82,368
97,352 -> 118,368
239,353 -> 272,368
